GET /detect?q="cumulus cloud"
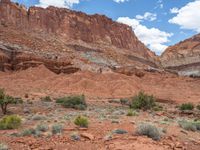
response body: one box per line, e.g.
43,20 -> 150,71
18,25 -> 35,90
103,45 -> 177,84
113,0 -> 129,3
36,0 -> 80,8
136,12 -> 157,21
169,0 -> 200,32
117,17 -> 173,54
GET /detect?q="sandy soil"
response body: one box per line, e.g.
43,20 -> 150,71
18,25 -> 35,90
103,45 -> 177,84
0,65 -> 199,104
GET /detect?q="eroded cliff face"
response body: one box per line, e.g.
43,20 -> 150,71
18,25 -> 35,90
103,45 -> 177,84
0,0 -> 158,74
161,34 -> 200,77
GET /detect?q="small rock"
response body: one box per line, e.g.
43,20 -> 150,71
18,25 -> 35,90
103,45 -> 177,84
23,107 -> 31,114
81,133 -> 94,140
111,120 -> 119,124
130,121 -> 135,124
104,134 -> 113,141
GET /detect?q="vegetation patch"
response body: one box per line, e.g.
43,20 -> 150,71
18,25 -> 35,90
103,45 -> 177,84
0,143 -> 8,150
36,124 -> 49,132
21,128 -> 37,136
126,109 -> 138,116
130,91 -> 156,110
196,105 -> 200,110
120,98 -> 130,105
179,103 -> 194,111
74,116 -> 89,128
52,124 -> 63,135
112,129 -> 128,134
178,120 -> 200,132
41,96 -> 52,102
56,95 -> 87,110
0,89 -> 22,114
136,123 -> 161,141
0,115 -> 21,130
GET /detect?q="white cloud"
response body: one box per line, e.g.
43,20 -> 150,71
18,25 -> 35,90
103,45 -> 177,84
170,7 -> 179,14
113,0 -> 129,3
169,0 -> 200,32
36,0 -> 80,8
136,12 -> 157,21
155,0 -> 163,9
117,17 -> 173,54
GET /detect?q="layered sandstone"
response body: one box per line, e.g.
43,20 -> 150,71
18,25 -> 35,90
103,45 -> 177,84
161,34 -> 200,77
0,0 -> 158,73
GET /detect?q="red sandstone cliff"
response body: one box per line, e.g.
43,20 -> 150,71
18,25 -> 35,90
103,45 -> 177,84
161,33 -> 200,77
0,0 -> 158,73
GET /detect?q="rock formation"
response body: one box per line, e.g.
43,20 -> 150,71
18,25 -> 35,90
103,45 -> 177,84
0,0 -> 158,74
161,33 -> 200,77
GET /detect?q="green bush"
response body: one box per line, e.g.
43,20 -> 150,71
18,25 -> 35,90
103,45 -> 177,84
179,103 -> 194,111
126,109 -> 138,116
136,123 -> 161,141
179,120 -> 200,131
130,91 -> 156,110
56,95 -> 87,110
0,143 -> 8,150
0,89 -> 20,114
0,115 -> 21,130
74,116 -> 89,128
52,124 -> 63,134
41,96 -> 52,102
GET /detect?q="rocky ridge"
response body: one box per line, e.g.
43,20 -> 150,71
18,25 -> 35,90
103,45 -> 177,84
161,33 -> 200,77
0,0 -> 158,74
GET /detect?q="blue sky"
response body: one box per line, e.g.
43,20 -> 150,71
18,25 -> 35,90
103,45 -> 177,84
12,0 -> 200,55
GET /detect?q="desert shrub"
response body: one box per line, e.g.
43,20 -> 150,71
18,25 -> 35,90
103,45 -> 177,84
21,128 -> 36,136
31,115 -> 46,121
136,123 -> 161,141
0,143 -> 8,150
126,109 -> 138,116
74,116 -> 89,128
56,95 -> 87,110
153,105 -> 163,111
120,98 -> 130,105
36,124 -> 49,132
41,96 -> 52,102
0,115 -> 21,130
179,103 -> 194,111
112,129 -> 128,134
196,105 -> 200,110
52,124 -> 63,134
70,132 -> 80,141
0,89 -> 21,114
130,91 -> 156,110
179,120 -> 200,131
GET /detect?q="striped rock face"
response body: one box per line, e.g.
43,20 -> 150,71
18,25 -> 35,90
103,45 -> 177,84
0,0 -> 158,74
161,33 -> 200,77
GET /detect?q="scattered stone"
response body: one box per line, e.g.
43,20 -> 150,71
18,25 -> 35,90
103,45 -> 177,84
23,107 -> 31,114
104,134 -> 113,141
111,120 -> 120,124
81,133 -> 94,140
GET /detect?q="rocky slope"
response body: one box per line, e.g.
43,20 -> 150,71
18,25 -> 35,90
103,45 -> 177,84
0,0 -> 158,74
161,33 -> 200,77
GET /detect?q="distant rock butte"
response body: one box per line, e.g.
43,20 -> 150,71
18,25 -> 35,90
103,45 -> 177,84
161,33 -> 200,77
0,0 -> 158,74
